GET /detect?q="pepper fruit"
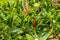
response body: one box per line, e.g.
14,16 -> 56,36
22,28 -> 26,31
33,18 -> 37,27
25,8 -> 28,16
25,0 -> 29,16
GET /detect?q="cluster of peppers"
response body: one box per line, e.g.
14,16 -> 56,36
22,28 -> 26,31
25,0 -> 37,27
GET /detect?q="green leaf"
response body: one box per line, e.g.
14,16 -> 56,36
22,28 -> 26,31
26,34 -> 34,40
34,2 -> 40,7
0,0 -> 8,3
40,27 -> 53,40
56,12 -> 60,23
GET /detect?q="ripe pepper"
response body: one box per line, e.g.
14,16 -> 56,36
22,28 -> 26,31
25,0 -> 29,16
25,8 -> 28,16
33,18 -> 37,27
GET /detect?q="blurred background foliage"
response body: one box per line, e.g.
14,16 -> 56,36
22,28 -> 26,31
0,0 -> 60,40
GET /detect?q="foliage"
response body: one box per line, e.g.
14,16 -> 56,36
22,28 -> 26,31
0,0 -> 60,40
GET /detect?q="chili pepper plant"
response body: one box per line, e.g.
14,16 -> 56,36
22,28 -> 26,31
0,0 -> 60,40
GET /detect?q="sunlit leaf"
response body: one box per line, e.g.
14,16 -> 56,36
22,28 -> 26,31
26,34 -> 34,40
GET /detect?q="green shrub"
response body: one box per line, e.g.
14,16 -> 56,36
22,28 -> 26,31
0,0 -> 60,40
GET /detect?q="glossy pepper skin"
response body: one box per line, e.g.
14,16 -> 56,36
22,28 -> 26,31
33,18 -> 37,27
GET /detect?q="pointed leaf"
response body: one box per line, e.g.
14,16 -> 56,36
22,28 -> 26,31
40,27 -> 53,40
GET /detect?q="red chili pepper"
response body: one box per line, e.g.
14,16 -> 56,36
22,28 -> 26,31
33,18 -> 37,27
25,8 -> 28,16
25,0 -> 29,16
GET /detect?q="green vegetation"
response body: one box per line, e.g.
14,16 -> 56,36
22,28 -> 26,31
0,0 -> 60,40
